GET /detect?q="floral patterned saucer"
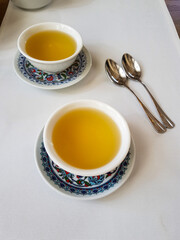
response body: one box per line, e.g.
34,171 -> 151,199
14,46 -> 92,90
35,129 -> 136,200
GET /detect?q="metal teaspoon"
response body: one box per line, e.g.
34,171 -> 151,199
105,59 -> 166,133
122,53 -> 175,129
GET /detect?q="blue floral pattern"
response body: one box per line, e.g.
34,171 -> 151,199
17,49 -> 87,86
40,142 -> 131,196
52,161 -> 118,187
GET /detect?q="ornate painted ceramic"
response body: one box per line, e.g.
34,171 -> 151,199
35,129 -> 136,200
42,144 -> 121,188
14,47 -> 92,90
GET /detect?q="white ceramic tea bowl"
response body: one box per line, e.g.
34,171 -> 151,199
17,22 -> 83,73
43,100 -> 131,177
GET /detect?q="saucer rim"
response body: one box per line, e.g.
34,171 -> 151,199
35,128 -> 136,200
14,46 -> 92,90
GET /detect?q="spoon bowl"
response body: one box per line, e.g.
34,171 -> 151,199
122,53 -> 141,80
105,59 -> 127,85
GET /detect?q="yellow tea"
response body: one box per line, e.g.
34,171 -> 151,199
25,30 -> 76,61
52,108 -> 121,170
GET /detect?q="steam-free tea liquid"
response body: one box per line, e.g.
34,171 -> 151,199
52,108 -> 121,169
25,30 -> 76,61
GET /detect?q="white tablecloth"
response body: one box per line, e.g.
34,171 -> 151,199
0,0 -> 180,239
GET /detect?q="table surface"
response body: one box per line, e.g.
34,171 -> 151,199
0,0 -> 9,25
165,0 -> 180,36
0,0 -> 180,239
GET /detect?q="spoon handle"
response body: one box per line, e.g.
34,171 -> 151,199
141,82 -> 175,129
125,84 -> 166,133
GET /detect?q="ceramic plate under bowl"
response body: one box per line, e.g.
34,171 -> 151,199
14,46 -> 92,90
35,129 -> 136,200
